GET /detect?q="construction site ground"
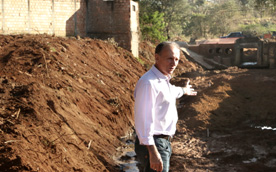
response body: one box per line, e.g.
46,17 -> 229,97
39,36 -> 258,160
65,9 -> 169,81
0,35 -> 276,172
170,68 -> 276,172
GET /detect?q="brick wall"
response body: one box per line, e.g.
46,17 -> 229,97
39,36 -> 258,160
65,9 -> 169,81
87,0 -> 133,53
1,0 -> 29,33
29,0 -> 53,34
0,0 -> 139,56
0,0 -> 86,36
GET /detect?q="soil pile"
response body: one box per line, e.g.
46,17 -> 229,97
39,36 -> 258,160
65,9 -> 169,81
0,34 -> 146,172
170,68 -> 276,172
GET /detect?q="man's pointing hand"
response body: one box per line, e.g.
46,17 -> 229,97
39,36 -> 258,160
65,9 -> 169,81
183,79 -> 197,96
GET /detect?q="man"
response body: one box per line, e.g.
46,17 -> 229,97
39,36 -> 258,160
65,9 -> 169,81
134,41 -> 197,172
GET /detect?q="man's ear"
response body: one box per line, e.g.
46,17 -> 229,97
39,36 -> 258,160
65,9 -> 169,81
155,53 -> 159,62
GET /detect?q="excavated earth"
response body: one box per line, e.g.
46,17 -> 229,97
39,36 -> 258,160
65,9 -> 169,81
1,35 -> 276,172
171,68 -> 276,172
0,34 -> 146,172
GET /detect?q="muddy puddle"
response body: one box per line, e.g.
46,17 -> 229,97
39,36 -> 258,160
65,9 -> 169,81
115,130 -> 139,172
115,126 -> 276,172
254,125 -> 276,131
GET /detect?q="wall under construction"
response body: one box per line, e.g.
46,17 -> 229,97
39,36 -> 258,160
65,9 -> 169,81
0,0 -> 86,36
0,0 -> 139,57
87,0 -> 139,57
187,38 -> 276,69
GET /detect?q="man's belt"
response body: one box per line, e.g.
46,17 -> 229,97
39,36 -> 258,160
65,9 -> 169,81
154,134 -> 173,142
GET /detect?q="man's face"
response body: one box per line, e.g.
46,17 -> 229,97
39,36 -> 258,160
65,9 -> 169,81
155,45 -> 180,76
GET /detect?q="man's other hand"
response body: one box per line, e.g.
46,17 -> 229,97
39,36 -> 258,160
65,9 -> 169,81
147,145 -> 163,172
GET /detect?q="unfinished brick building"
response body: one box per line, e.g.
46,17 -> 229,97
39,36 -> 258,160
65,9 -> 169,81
0,0 -> 139,57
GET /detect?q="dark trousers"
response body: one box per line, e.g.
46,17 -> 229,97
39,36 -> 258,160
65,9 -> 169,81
135,136 -> 172,172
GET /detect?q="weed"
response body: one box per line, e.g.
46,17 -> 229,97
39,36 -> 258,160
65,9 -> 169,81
136,57 -> 145,66
67,87 -> 73,92
40,137 -> 56,154
114,72 -> 123,78
144,63 -> 151,70
106,37 -> 118,47
50,47 -> 57,52
107,98 -> 120,108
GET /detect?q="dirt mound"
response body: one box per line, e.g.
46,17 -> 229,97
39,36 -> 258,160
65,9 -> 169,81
170,68 -> 276,171
0,34 -> 146,172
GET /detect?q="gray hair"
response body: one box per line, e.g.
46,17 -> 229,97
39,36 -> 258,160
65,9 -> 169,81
155,41 -> 180,55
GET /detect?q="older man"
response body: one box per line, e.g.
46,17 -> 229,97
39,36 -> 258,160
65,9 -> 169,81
134,41 -> 197,172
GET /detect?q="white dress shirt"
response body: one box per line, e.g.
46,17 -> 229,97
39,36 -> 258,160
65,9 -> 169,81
134,65 -> 184,145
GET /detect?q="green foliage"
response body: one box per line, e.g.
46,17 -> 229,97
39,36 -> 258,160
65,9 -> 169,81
253,0 -> 276,17
183,0 -> 242,38
50,47 -> 57,52
208,0 -> 241,36
140,11 -> 167,42
184,13 -> 208,39
136,57 -> 151,70
140,0 -> 190,41
240,23 -> 276,37
136,57 -> 145,66
140,0 -> 276,41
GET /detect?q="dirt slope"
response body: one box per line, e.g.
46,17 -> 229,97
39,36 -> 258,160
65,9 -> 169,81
0,34 -> 145,172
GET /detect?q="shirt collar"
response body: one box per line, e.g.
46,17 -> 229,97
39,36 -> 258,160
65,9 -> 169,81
151,65 -> 171,80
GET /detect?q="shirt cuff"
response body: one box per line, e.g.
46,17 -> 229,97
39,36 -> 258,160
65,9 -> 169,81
138,136 -> 155,145
182,87 -> 186,95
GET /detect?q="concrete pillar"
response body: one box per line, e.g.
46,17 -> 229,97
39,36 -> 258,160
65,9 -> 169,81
269,58 -> 275,69
234,44 -> 241,66
130,1 -> 139,57
257,41 -> 263,66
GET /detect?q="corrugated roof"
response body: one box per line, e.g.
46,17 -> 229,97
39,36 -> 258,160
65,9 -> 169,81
199,38 -> 239,45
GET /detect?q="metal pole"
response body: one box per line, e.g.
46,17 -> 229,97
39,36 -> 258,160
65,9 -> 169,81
52,0 -> 55,35
74,0 -> 77,36
28,0 -> 30,33
2,0 -> 5,33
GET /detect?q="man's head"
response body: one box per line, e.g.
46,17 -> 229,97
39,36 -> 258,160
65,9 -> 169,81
155,41 -> 180,76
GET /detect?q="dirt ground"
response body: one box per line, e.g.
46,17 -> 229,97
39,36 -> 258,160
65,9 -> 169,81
170,68 -> 276,172
1,35 -> 276,172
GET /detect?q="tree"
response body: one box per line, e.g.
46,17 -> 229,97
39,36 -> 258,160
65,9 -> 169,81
254,0 -> 276,16
207,0 -> 241,36
140,11 -> 167,42
140,0 -> 276,41
184,13 -> 209,39
140,0 -> 190,40
238,0 -> 254,17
